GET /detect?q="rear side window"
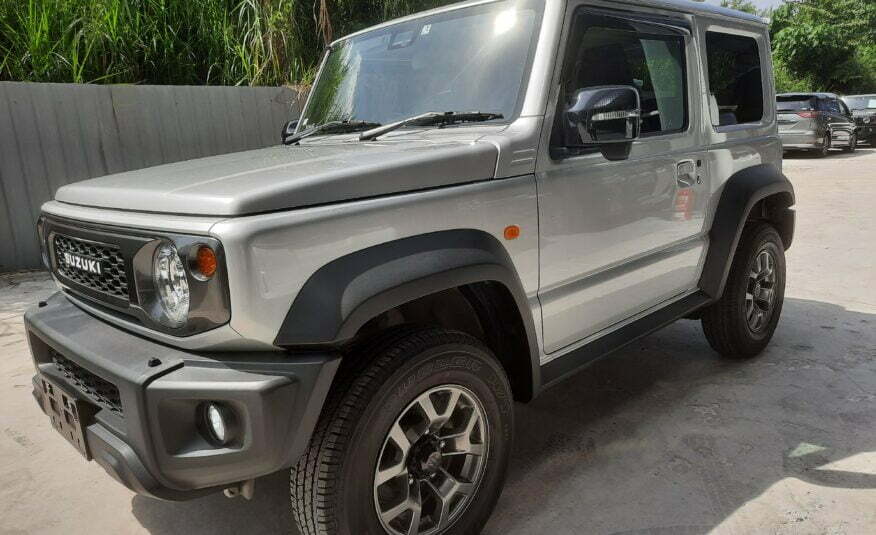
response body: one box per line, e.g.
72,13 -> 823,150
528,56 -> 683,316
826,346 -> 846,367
705,31 -> 764,126
777,96 -> 816,112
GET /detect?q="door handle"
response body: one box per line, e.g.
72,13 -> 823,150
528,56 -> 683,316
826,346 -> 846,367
676,160 -> 696,188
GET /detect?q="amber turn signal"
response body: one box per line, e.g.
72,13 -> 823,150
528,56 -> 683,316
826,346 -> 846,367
504,225 -> 521,240
194,245 -> 218,279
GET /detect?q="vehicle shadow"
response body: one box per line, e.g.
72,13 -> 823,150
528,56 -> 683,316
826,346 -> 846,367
131,297 -> 876,535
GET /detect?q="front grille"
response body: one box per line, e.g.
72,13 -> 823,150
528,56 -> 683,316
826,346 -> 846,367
52,351 -> 123,416
53,234 -> 129,300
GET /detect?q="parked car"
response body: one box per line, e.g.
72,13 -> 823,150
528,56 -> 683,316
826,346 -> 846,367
777,92 -> 857,156
841,94 -> 876,145
25,1 -> 794,534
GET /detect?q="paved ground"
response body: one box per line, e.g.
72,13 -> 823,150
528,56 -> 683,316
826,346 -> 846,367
1,147 -> 875,535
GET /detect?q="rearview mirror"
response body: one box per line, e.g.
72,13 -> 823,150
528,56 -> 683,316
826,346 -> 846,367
563,86 -> 641,160
281,120 -> 299,145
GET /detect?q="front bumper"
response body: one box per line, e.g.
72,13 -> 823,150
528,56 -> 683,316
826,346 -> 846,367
855,125 -> 875,139
26,292 -> 339,500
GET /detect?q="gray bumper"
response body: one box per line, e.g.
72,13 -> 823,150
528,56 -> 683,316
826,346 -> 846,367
779,131 -> 821,149
26,292 -> 339,500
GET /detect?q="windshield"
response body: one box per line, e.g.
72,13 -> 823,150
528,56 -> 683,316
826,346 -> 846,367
299,1 -> 541,131
842,96 -> 876,110
777,96 -> 817,112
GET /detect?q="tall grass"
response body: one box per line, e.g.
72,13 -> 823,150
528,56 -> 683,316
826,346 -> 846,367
0,0 -> 450,86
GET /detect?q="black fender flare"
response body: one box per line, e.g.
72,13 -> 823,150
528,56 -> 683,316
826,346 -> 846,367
699,163 -> 795,299
274,229 -> 541,390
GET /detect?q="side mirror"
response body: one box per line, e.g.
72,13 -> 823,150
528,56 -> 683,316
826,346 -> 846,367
563,86 -> 641,160
282,120 -> 299,145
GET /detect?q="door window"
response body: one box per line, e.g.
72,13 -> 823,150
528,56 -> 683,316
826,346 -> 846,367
705,32 -> 764,126
555,12 -> 688,143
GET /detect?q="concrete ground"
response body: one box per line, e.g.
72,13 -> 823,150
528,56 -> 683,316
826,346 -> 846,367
1,147 -> 875,535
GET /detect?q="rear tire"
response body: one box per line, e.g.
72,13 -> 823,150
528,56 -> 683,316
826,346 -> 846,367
701,223 -> 786,359
817,134 -> 831,157
290,327 -> 513,535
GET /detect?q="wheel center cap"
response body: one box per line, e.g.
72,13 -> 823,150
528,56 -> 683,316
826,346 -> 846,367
408,435 -> 443,479
422,451 -> 442,474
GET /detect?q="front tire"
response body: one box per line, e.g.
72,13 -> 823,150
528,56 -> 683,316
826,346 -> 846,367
701,223 -> 786,358
291,327 -> 513,535
843,133 -> 857,152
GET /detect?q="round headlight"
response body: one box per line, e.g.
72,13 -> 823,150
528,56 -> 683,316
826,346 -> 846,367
153,243 -> 190,328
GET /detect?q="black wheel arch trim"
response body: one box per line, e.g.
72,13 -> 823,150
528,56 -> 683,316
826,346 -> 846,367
698,163 -> 795,300
274,229 -> 542,394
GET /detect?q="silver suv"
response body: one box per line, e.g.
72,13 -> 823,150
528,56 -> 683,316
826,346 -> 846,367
777,92 -> 858,156
25,1 -> 794,534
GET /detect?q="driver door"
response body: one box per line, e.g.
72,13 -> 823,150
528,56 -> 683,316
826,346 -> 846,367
536,7 -> 709,355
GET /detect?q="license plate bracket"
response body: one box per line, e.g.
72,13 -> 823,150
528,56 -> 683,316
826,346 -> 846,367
39,376 -> 94,460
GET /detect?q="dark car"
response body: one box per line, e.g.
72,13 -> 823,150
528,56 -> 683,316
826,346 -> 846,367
777,92 -> 857,156
841,94 -> 876,145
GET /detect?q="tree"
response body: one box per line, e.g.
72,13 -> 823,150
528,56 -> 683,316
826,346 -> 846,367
720,0 -> 761,16
770,0 -> 876,93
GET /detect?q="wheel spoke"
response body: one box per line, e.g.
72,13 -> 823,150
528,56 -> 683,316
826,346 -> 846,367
406,482 -> 422,535
756,287 -> 774,305
442,434 -> 485,457
389,422 -> 412,456
418,389 -> 460,431
427,470 -> 475,530
376,458 -> 408,486
381,498 -> 413,525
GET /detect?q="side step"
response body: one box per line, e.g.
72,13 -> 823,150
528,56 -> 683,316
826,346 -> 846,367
540,291 -> 713,389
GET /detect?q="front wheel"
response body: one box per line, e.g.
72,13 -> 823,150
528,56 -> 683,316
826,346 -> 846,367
701,223 -> 786,358
291,328 -> 513,535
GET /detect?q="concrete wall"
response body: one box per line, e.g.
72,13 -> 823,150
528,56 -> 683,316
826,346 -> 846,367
0,82 -> 302,272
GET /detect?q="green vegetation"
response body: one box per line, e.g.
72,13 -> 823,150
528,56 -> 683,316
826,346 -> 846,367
2,0 -> 874,94
0,0 -> 449,85
722,0 -> 876,94
770,0 -> 876,93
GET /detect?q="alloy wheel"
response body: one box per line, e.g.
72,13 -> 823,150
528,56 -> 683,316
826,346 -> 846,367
374,385 -> 489,535
745,248 -> 778,333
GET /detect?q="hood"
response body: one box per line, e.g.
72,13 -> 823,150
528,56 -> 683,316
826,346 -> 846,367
54,137 -> 498,216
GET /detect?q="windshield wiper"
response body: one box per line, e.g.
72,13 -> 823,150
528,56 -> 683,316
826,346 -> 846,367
284,120 -> 382,145
359,111 -> 504,141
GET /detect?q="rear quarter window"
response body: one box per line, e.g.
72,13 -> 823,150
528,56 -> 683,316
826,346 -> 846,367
777,97 -> 816,112
705,31 -> 764,127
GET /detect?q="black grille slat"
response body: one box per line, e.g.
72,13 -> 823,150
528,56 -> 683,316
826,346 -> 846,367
53,234 -> 129,300
52,351 -> 124,417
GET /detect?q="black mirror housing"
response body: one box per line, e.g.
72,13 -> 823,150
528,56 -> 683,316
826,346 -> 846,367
282,120 -> 299,145
562,85 -> 641,160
